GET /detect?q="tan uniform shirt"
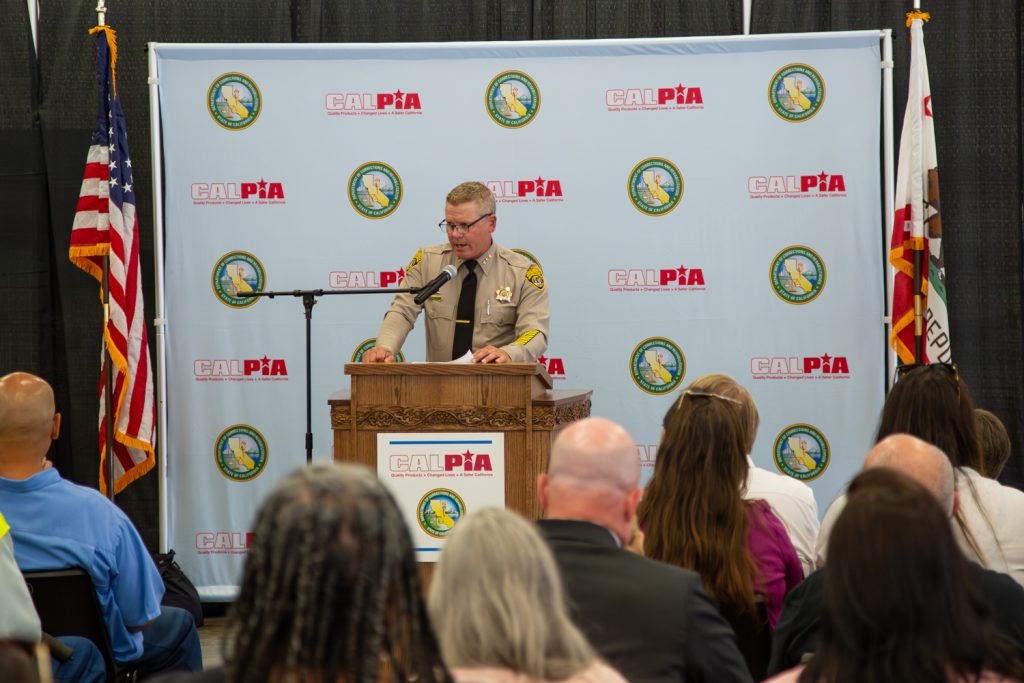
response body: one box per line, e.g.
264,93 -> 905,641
375,242 -> 549,362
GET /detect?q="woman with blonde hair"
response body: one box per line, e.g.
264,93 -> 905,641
429,508 -> 625,683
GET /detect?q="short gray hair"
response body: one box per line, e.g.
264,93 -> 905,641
428,508 -> 595,679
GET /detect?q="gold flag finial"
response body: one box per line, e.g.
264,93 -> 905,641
906,10 -> 931,28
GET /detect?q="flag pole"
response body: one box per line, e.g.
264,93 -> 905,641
103,261 -> 116,501
912,0 -> 923,362
96,0 -> 116,501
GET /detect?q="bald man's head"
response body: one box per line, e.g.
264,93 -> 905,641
540,417 -> 641,543
866,433 -> 954,516
0,373 -> 59,474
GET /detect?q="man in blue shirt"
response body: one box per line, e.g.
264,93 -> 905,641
0,372 -> 202,678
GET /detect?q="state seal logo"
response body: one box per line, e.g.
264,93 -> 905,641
215,424 -> 268,482
351,338 -> 405,363
208,73 -> 262,130
629,337 -> 685,394
417,488 -> 466,538
768,64 -> 825,122
212,251 -> 265,308
628,158 -> 683,216
485,71 -> 540,128
349,162 -> 402,219
770,246 -> 826,305
774,424 -> 829,481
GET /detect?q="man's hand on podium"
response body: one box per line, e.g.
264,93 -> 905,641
473,345 -> 511,364
362,346 -> 395,363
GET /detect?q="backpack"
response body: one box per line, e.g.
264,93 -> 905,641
152,549 -> 204,627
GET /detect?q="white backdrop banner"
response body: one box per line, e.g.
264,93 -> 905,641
153,32 -> 884,599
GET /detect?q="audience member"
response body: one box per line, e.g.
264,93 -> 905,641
0,640 -> 42,683
639,387 -> 802,630
814,364 -> 1024,586
769,435 -> 1024,675
677,374 -> 819,577
154,462 -> 450,683
537,417 -> 751,683
0,372 -> 200,679
431,506 -> 625,683
976,409 -> 1012,480
0,511 -> 105,683
766,467 -> 1024,683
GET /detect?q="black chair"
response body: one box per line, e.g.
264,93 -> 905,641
719,597 -> 772,682
22,567 -> 136,683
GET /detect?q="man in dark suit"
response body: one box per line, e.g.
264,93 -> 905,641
768,434 -> 1024,675
536,417 -> 752,683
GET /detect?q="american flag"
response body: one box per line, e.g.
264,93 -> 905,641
69,27 -> 155,495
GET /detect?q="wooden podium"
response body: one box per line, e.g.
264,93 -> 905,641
329,363 -> 591,519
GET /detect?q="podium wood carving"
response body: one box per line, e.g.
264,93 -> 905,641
329,363 -> 591,520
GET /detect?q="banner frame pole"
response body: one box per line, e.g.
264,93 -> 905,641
148,42 -> 171,553
881,28 -> 896,389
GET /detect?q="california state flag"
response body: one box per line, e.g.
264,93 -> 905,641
889,15 -> 951,364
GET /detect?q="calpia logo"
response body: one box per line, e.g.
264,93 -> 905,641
608,264 -> 705,292
748,172 -> 847,199
194,357 -> 288,382
605,84 -> 704,112
750,354 -> 850,381
637,444 -> 658,478
191,179 -> 286,206
389,451 -> 494,474
325,89 -> 423,116
485,178 -> 564,204
537,354 -> 566,380
329,267 -> 405,289
196,531 -> 253,555
774,424 -> 830,481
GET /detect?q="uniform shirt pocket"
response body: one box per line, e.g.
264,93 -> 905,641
424,298 -> 455,322
480,303 -> 516,327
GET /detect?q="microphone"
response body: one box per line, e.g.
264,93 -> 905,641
414,265 -> 458,305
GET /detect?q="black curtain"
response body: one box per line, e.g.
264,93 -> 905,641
2,0 -> 1019,548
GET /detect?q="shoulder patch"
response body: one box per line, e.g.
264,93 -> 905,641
406,249 -> 423,272
525,264 -> 545,291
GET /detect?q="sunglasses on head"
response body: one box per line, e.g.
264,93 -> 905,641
893,361 -> 960,405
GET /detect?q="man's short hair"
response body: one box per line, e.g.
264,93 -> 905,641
446,181 -> 496,215
975,409 -> 1011,479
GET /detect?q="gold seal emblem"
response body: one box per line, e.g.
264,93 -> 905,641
525,264 -> 545,291
495,286 -> 512,303
405,249 -> 422,272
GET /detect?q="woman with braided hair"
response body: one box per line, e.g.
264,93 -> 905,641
152,462 -> 450,683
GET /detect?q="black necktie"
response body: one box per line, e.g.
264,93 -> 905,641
452,260 -> 478,359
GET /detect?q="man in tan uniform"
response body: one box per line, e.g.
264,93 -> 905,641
363,182 -> 549,363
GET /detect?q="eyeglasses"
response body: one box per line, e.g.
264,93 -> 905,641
438,212 -> 493,235
893,361 -> 960,404
678,389 -> 742,405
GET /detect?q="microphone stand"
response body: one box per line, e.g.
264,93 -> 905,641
239,287 -> 420,465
